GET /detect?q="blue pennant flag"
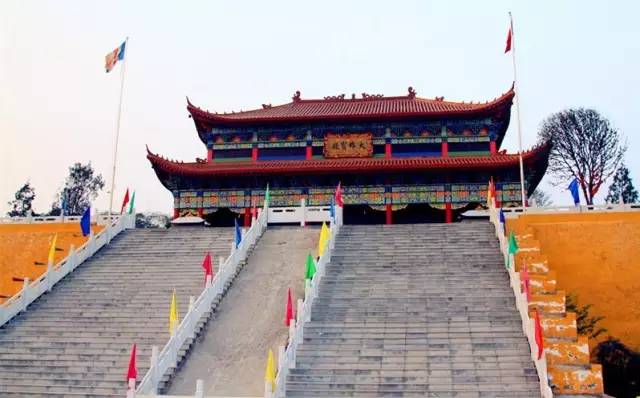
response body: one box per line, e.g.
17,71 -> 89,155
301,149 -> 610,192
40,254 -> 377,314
234,218 -> 242,248
499,208 -> 506,234
568,178 -> 580,206
80,207 -> 91,237
329,196 -> 335,220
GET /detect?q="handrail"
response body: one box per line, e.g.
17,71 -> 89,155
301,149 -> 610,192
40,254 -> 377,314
136,204 -> 269,395
270,206 -> 343,398
488,206 -> 554,398
0,210 -> 121,225
0,213 -> 136,327
501,202 -> 640,217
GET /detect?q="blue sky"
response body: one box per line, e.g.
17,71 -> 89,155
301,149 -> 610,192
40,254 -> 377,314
2,1 -> 639,214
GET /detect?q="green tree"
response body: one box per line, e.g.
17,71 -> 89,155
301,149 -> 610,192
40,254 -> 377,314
605,164 -> 638,204
52,163 -> 105,216
538,108 -> 626,205
7,182 -> 36,217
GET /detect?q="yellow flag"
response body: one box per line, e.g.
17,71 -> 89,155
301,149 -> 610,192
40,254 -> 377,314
264,349 -> 276,390
317,222 -> 329,258
47,234 -> 58,264
169,289 -> 179,335
486,179 -> 493,208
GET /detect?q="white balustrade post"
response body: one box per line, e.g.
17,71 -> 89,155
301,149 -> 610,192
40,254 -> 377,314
46,260 -> 53,292
27,209 -> 33,224
288,322 -> 295,345
149,345 -> 159,392
278,345 -> 285,372
126,378 -> 136,398
205,274 -> 212,288
195,379 -> 205,398
67,244 -> 76,272
304,278 -> 311,296
219,256 -> 225,272
264,380 -> 273,398
297,299 -> 304,324
22,278 -> 30,309
300,198 -> 306,227
188,296 -> 195,312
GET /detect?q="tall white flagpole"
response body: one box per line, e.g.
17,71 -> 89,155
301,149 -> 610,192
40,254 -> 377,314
509,12 -> 527,208
108,37 -> 129,222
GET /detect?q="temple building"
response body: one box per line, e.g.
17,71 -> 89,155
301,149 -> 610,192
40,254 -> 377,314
147,85 -> 550,225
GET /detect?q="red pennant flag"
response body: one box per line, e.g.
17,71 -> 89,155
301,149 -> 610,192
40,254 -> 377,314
489,177 -> 497,206
202,252 -> 213,285
285,288 -> 294,327
126,343 -> 137,383
120,188 -> 130,215
335,182 -> 344,207
504,27 -> 512,53
534,310 -> 544,360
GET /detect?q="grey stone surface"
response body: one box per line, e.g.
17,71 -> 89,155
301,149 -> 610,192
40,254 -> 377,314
0,227 -> 233,397
286,223 -> 540,397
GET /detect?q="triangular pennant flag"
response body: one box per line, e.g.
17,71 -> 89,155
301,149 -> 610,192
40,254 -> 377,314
235,218 -> 242,248
520,261 -> 531,302
169,289 -> 179,335
80,207 -> 91,237
317,222 -> 329,258
128,191 -> 136,214
202,252 -> 213,285
264,349 -> 276,390
264,184 -> 270,207
504,27 -> 512,53
506,230 -> 518,269
47,234 -> 58,264
305,253 -> 316,281
120,188 -> 130,215
568,178 -> 580,206
487,179 -> 494,208
329,196 -> 335,220
534,309 -> 544,360
126,343 -> 137,383
285,288 -> 294,327
335,182 -> 344,207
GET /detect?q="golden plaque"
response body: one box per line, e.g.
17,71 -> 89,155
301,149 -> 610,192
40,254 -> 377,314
323,133 -> 373,158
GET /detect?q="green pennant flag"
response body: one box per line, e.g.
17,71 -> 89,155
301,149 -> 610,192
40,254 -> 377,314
128,191 -> 136,214
506,230 -> 518,268
264,184 -> 270,207
305,253 -> 316,281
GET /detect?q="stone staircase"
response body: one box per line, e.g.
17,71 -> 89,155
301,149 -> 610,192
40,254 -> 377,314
286,222 -> 540,397
0,226 -> 234,397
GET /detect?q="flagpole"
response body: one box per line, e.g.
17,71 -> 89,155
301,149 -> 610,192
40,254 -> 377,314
509,12 -> 527,209
108,37 -> 129,222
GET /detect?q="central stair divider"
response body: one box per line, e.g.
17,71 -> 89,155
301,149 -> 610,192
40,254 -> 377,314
135,205 -> 269,395
269,207 -> 343,398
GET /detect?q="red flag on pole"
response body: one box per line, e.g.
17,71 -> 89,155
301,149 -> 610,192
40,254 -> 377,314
285,288 -> 294,326
335,182 -> 344,207
504,27 -> 512,53
120,188 -> 130,214
489,177 -> 497,205
202,252 -> 213,285
520,262 -> 531,302
534,310 -> 544,360
126,343 -> 137,383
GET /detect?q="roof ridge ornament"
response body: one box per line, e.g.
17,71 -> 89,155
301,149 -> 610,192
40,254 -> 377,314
407,86 -> 417,99
361,93 -> 384,100
262,103 -> 273,109
292,90 -> 301,103
323,94 -> 346,100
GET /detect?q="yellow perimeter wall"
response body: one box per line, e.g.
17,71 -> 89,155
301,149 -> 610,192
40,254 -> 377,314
508,212 -> 640,351
0,223 -> 103,302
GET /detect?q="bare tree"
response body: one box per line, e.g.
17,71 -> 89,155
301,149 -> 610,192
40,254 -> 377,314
538,108 -> 626,205
530,188 -> 553,207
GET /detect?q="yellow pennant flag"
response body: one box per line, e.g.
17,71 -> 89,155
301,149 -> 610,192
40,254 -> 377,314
169,289 -> 179,335
264,349 -> 276,390
317,222 -> 329,258
47,234 -> 58,264
486,179 -> 493,208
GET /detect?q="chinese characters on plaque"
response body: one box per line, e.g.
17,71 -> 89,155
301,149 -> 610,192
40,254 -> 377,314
323,133 -> 373,158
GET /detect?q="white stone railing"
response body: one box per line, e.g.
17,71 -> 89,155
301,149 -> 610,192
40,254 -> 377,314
488,205 -> 553,398
267,199 -> 332,226
135,204 -> 269,396
268,206 -> 343,398
0,210 -> 126,225
501,202 -> 640,217
0,213 -> 136,327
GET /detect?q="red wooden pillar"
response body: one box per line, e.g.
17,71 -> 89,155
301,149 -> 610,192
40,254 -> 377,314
243,207 -> 251,227
305,143 -> 312,160
445,202 -> 452,223
173,208 -> 179,219
385,204 -> 392,225
441,141 -> 449,157
251,146 -> 258,163
207,148 -> 214,162
489,140 -> 496,155
385,141 -> 392,158
197,207 -> 204,218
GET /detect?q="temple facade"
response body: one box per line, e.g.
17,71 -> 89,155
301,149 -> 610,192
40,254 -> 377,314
148,85 -> 550,225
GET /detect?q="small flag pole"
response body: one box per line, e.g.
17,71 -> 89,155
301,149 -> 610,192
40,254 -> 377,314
508,13 -> 527,209
108,36 -> 129,223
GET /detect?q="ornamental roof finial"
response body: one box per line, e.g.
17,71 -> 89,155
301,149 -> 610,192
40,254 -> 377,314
292,90 -> 301,102
407,86 -> 417,99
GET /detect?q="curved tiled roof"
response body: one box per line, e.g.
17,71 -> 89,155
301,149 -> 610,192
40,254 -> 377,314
187,85 -> 515,126
147,142 -> 549,178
